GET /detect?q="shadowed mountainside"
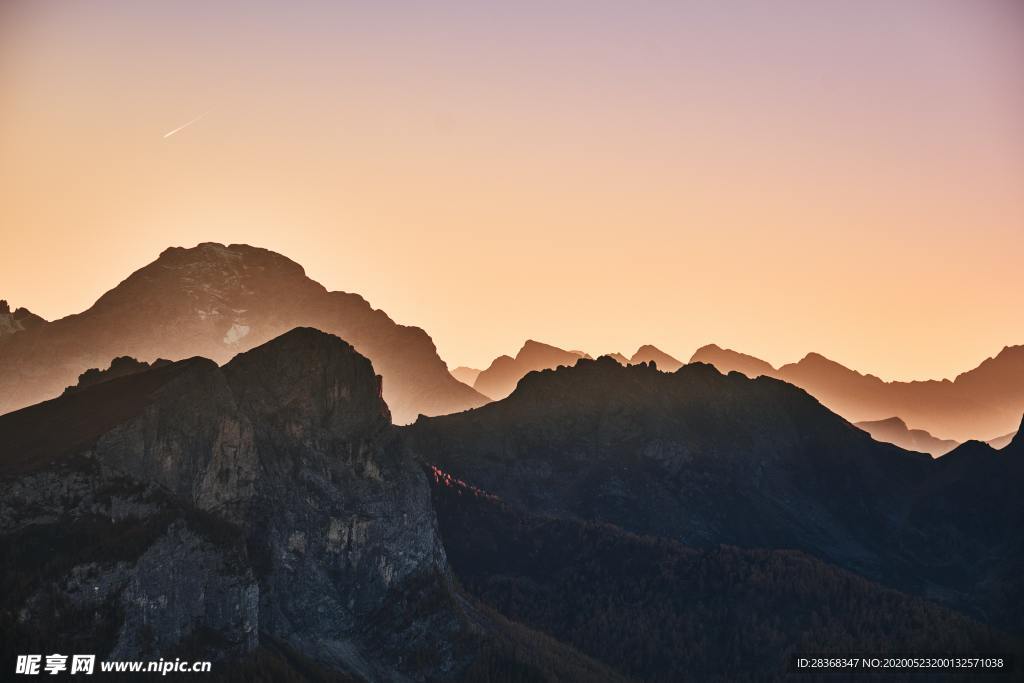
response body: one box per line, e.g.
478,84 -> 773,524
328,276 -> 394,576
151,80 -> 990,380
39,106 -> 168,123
0,243 -> 488,424
406,358 -> 1024,634
430,473 -> 1019,682
691,343 -> 1024,442
0,328 -> 622,682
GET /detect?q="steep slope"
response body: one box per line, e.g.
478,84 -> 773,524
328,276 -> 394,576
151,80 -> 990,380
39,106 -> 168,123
406,359 -> 1024,633
473,340 -> 589,400
855,416 -> 959,457
431,475 -> 1019,682
603,352 -> 630,365
0,328 -> 619,681
690,343 -> 1024,441
0,243 -> 488,423
628,344 -> 682,371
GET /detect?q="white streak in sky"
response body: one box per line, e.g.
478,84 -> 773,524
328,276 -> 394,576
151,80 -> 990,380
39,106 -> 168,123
163,111 -> 209,139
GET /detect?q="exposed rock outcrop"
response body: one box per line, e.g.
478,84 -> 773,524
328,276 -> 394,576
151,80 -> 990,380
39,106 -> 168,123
0,328 -> 612,680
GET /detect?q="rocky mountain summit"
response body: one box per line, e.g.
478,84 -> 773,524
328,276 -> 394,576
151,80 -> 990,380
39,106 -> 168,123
0,243 -> 488,423
0,328 -> 615,681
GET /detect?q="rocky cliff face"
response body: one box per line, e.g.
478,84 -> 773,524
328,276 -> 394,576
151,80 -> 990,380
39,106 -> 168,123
1,328 -> 616,681
0,243 -> 488,423
0,329 -> 451,677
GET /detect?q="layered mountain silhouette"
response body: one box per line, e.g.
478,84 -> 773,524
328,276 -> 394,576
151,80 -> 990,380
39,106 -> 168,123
990,431 -> 1018,450
690,343 -> 1024,442
472,341 -> 682,400
407,358 -> 1024,635
0,243 -> 488,423
3,327 -> 1022,679
855,416 -> 959,457
0,328 -> 622,681
0,299 -> 46,338
628,344 -> 682,371
472,340 -> 591,400
449,366 -> 481,388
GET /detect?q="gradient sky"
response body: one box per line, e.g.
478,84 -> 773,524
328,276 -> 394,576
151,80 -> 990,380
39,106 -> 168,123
2,0 -> 1022,380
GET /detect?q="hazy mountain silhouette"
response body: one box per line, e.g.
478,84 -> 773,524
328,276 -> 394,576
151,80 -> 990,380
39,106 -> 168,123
407,358 -> 1024,633
449,365 -> 482,388
472,342 -> 687,400
855,416 -> 959,457
989,431 -> 1017,450
690,343 -> 1024,442
628,344 -> 682,371
0,243 -> 488,423
472,340 -> 590,400
0,328 -> 622,681
0,299 -> 46,338
690,343 -> 774,378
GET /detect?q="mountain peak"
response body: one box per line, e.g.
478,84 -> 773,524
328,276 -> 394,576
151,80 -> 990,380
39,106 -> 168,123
474,340 -> 587,400
629,344 -> 683,371
0,243 -> 487,422
689,344 -> 775,378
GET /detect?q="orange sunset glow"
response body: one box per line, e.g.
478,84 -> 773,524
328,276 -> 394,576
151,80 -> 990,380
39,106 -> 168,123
2,0 -> 1022,381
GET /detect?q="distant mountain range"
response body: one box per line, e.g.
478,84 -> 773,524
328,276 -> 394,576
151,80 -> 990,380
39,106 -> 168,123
471,341 -> 682,400
855,417 -> 959,457
449,365 -> 482,387
472,340 -> 591,400
0,243 -> 487,423
691,343 -> 1024,442
4,328 -> 1019,679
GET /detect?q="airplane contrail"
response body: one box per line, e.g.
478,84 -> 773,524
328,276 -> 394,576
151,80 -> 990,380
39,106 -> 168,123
163,111 -> 209,139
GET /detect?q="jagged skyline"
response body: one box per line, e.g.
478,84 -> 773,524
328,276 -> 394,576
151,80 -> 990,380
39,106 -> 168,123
2,1 -> 1023,380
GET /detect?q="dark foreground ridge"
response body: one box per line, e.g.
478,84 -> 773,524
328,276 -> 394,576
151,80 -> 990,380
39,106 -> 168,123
0,328 -> 620,682
407,356 -> 1024,637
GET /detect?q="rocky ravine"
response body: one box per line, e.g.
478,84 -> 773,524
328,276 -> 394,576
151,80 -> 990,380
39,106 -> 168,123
0,328 -> 615,681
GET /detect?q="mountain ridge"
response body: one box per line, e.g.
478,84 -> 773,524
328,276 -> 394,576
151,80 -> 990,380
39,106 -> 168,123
0,243 -> 488,424
690,343 -> 1024,441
